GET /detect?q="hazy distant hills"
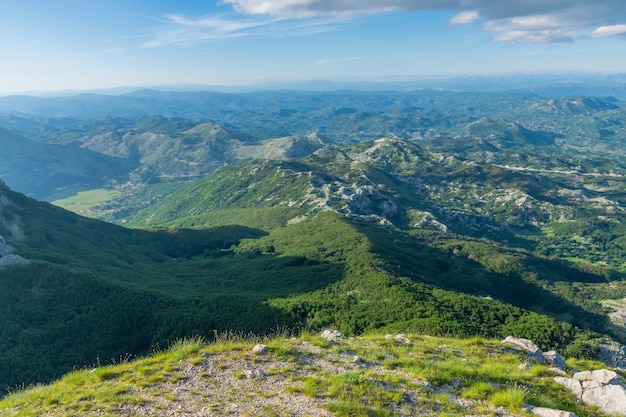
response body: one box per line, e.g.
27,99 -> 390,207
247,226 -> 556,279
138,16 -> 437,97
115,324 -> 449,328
1,89 -> 626,201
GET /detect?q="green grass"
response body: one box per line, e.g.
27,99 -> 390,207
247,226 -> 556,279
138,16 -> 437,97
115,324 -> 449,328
490,387 -> 526,411
0,333 -> 609,417
51,188 -> 121,214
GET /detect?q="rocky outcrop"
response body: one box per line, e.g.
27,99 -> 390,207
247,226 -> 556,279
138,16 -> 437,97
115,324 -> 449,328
502,336 -> 546,363
555,369 -> 626,416
544,351 -> 567,369
0,234 -> 14,256
0,254 -> 29,269
554,376 -> 583,399
598,341 -> 626,369
0,233 -> 28,269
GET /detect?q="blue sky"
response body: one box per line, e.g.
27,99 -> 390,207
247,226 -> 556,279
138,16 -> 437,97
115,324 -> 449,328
1,0 -> 626,94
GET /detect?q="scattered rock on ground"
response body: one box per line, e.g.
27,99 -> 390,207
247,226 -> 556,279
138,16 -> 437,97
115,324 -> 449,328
501,336 -> 545,363
243,369 -> 267,379
526,405 -> 579,417
320,329 -> 345,342
252,344 -> 268,354
549,367 -> 568,377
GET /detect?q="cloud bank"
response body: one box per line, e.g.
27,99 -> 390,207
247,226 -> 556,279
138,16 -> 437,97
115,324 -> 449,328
221,0 -> 626,43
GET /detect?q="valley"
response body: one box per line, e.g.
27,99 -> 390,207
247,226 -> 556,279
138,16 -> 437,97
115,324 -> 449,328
1,85 -> 626,415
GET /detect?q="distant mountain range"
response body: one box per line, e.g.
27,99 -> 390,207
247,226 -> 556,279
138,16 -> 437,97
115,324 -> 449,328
1,90 -> 626,200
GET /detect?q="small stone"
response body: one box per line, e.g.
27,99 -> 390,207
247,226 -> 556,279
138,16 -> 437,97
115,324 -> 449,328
518,363 -> 531,370
394,334 -> 411,344
243,369 -> 266,379
353,356 -> 362,364
549,367 -> 568,377
251,344 -> 268,354
526,405 -> 578,417
385,334 -> 393,339
320,329 -> 346,342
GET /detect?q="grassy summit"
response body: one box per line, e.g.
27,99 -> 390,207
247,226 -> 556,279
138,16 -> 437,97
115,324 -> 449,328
0,332 -> 612,417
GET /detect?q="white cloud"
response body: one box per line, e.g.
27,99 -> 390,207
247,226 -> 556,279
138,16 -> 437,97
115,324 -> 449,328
591,24 -> 626,38
450,11 -> 479,25
220,0 -> 416,18
492,30 -> 577,44
219,0 -> 626,44
314,57 -> 360,66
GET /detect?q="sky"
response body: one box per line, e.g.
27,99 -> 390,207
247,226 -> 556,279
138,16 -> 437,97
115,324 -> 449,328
1,0 -> 626,94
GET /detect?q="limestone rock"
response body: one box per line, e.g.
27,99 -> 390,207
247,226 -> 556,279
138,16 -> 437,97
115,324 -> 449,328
527,405 -> 578,417
519,363 -> 531,370
320,329 -> 345,342
582,384 -> 626,416
549,367 -> 568,377
554,376 -> 582,399
243,369 -> 266,379
557,369 -> 626,415
573,369 -> 620,385
251,344 -> 268,354
544,350 -> 567,369
598,342 -> 626,369
501,336 -> 545,363
394,334 -> 411,344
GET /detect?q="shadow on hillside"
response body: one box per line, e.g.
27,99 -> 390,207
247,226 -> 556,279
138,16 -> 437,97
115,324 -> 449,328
0,248 -> 345,397
136,225 -> 268,258
355,220 -> 624,343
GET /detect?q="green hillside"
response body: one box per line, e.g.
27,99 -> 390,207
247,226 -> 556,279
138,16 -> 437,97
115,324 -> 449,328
2,172 -> 623,395
0,332 -> 614,417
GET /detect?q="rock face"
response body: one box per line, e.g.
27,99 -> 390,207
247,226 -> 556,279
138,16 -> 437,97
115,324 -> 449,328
555,369 -> 626,416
